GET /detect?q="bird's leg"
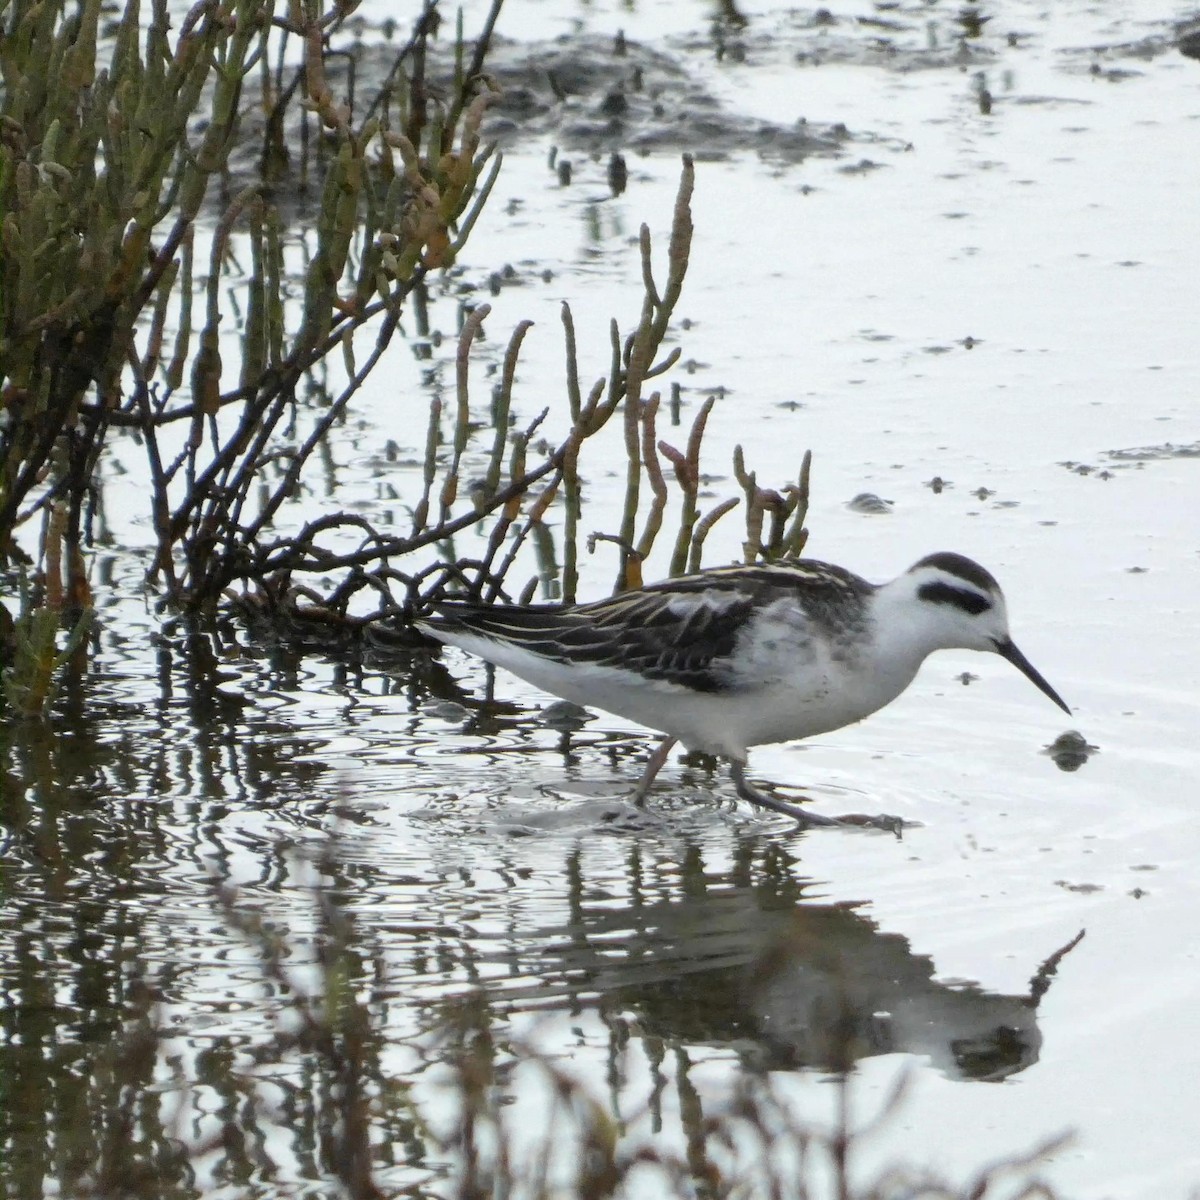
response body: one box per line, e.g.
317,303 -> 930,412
729,761 -> 904,835
729,761 -> 843,827
630,737 -> 677,806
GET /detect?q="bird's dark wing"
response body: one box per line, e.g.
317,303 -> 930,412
425,588 -> 751,691
424,561 -> 873,694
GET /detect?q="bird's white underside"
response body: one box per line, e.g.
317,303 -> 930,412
426,615 -> 923,761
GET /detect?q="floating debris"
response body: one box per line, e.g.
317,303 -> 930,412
607,152 -> 628,196
540,700 -> 595,731
1055,879 -> 1104,894
425,700 -> 474,724
1043,730 -> 1099,772
847,492 -> 894,515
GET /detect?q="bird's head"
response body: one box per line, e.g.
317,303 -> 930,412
899,551 -> 1070,714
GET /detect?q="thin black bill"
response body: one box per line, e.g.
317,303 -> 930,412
995,638 -> 1071,715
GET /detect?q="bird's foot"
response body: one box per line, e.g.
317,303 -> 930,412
830,811 -> 906,836
728,762 -> 905,836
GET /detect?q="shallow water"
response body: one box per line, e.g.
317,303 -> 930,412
4,0 -> 1200,1196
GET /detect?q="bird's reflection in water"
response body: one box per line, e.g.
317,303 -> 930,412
480,840 -> 1081,1084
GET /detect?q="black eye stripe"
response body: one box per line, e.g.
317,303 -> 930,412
918,581 -> 993,615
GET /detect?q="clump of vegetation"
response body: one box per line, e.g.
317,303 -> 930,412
3,0 -> 504,605
0,552 -> 91,719
1,0 -> 814,718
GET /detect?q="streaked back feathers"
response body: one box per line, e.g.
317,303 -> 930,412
423,560 -> 875,694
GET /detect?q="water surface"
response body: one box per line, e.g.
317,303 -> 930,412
4,0 -> 1200,1195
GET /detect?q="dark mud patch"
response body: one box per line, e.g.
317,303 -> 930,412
228,4 -> 1190,212
478,32 -> 860,162
1059,25 -> 1194,68
674,6 -> 999,74
1060,442 -> 1200,480
229,14 -> 990,211
1105,441 -> 1200,463
230,30 -> 858,176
